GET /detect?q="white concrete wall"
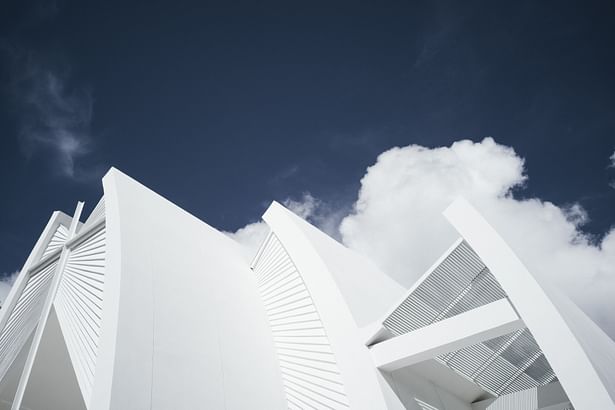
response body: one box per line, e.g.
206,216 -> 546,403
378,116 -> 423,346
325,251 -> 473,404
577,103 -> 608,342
91,168 -> 286,410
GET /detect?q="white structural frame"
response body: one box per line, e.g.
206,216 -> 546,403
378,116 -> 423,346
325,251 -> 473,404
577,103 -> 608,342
0,169 -> 613,410
443,198 -> 615,410
371,298 -> 524,371
12,202 -> 84,410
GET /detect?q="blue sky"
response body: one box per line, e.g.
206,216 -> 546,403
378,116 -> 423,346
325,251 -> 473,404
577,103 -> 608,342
1,0 -> 614,282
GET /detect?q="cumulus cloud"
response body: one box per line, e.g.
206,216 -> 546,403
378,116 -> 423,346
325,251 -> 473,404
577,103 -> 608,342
227,220 -> 269,262
232,137 -> 615,339
339,138 -> 615,337
7,48 -> 99,181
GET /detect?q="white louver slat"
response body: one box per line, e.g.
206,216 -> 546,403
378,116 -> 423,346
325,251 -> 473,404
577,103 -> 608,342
54,224 -> 105,405
41,224 -> 69,259
383,240 -> 507,336
253,232 -> 350,410
0,258 -> 58,380
485,386 -> 538,410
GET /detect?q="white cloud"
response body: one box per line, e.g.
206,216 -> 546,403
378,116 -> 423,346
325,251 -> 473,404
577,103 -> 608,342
283,193 -> 320,219
231,138 -> 615,338
227,220 -> 269,262
227,193 -> 340,261
610,151 -> 615,168
0,271 -> 19,305
339,138 -> 615,337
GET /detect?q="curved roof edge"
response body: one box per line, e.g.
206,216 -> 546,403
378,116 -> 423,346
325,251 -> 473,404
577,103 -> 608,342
263,201 -> 405,328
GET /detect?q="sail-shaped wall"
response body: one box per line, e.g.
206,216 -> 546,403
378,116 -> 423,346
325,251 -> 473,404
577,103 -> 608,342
0,168 -> 612,410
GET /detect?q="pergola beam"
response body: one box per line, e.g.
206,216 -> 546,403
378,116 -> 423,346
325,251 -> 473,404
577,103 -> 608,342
370,299 -> 524,372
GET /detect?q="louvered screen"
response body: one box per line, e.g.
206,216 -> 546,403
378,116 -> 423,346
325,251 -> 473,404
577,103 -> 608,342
384,240 -> 507,335
383,239 -> 558,397
0,258 -> 58,380
41,224 -> 69,259
253,232 -> 350,409
54,224 -> 105,404
435,318 -> 556,396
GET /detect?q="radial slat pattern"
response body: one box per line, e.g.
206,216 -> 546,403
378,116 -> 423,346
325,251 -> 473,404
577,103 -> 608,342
253,232 -> 350,410
41,224 -> 69,259
0,259 -> 58,380
54,225 -> 105,405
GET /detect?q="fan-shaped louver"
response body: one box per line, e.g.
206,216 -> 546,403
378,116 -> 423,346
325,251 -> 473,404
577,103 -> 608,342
54,224 -> 105,404
41,224 -> 69,259
0,258 -> 58,380
253,232 -> 350,410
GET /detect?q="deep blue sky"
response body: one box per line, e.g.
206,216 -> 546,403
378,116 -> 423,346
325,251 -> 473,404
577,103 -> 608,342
1,0 -> 614,276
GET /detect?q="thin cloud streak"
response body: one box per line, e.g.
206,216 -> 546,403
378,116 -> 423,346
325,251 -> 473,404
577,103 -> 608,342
7,47 -> 100,181
609,151 -> 615,189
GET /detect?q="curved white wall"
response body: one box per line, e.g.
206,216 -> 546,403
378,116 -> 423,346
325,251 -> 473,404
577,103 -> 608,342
91,168 -> 286,410
262,201 -> 392,409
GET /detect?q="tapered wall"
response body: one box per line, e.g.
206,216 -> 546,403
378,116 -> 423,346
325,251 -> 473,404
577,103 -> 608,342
90,168 -> 286,410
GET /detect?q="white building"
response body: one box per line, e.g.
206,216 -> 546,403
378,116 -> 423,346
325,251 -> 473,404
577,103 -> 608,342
0,168 -> 613,410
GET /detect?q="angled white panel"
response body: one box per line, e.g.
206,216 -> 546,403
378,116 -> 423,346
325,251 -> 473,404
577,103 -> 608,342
0,259 -> 58,382
371,299 -> 523,372
253,232 -> 350,409
41,224 -> 69,260
54,224 -> 106,405
262,201 -> 391,409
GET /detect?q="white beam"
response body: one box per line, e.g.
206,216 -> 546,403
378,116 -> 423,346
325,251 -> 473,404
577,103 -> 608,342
370,299 -> 523,372
444,197 -> 615,410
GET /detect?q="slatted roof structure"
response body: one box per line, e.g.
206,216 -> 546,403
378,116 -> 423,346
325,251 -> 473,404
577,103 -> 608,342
382,239 -> 557,397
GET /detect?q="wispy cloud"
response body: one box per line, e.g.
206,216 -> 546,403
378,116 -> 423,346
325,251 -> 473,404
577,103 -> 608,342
6,47 -> 101,181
